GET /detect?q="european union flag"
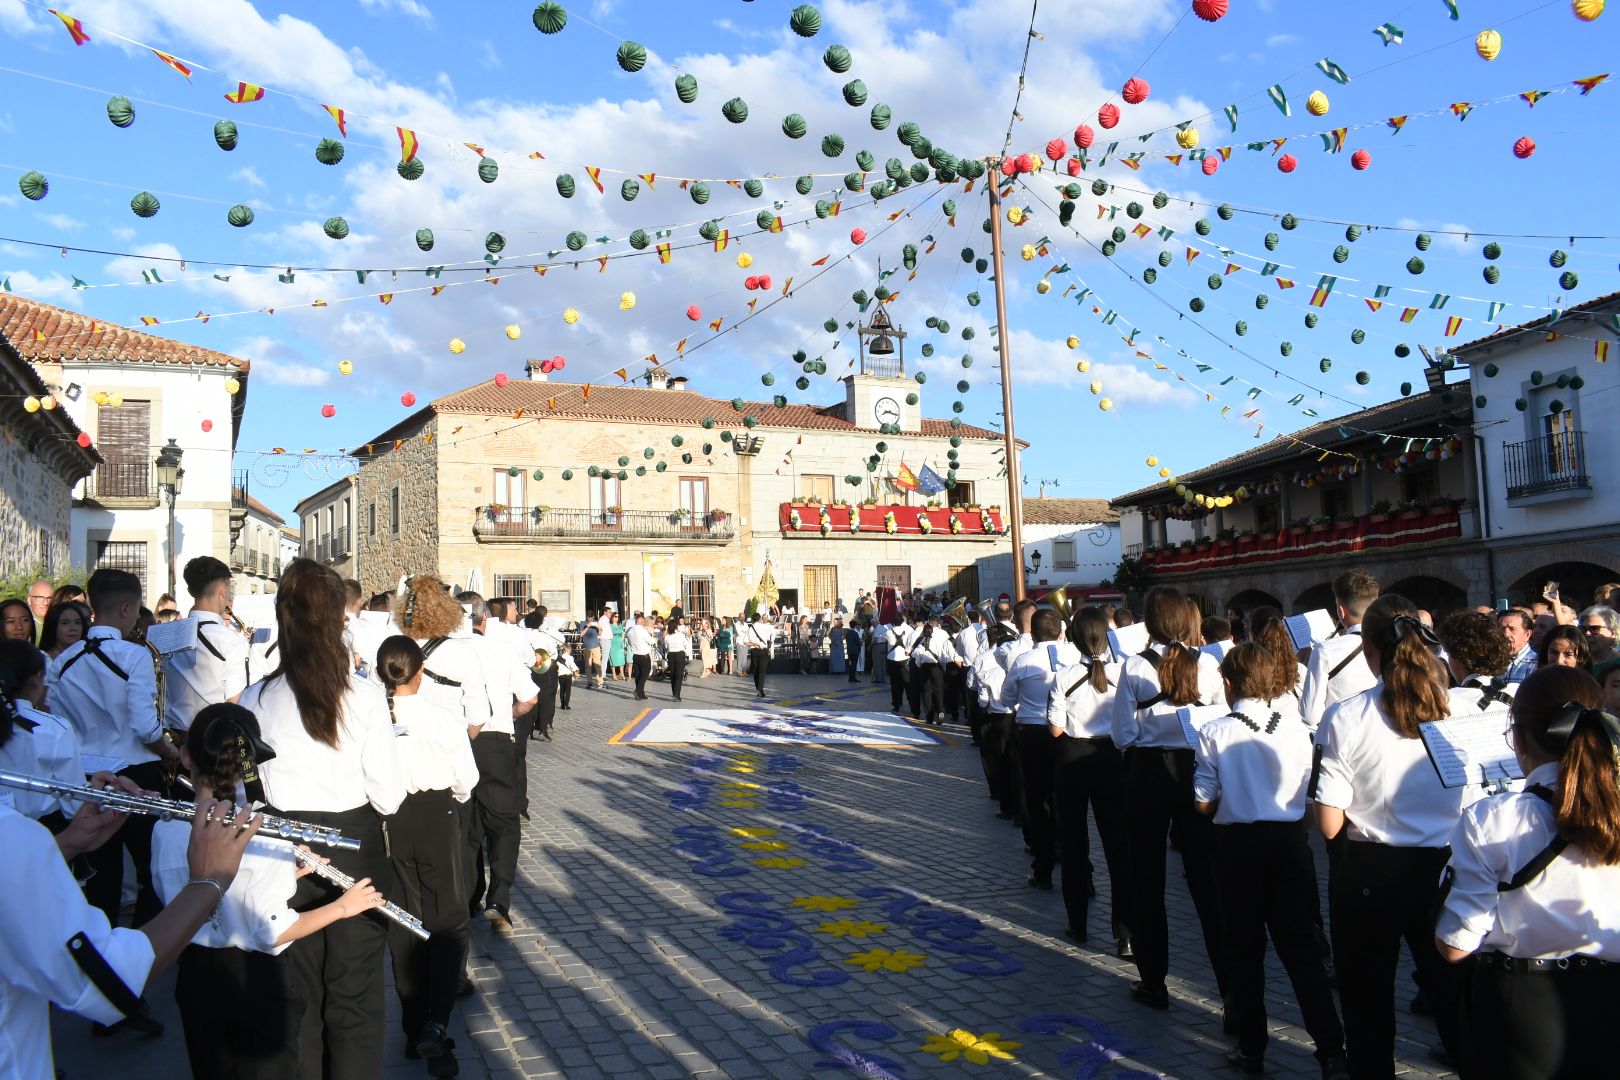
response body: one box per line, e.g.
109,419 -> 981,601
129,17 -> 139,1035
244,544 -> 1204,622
916,464 -> 947,495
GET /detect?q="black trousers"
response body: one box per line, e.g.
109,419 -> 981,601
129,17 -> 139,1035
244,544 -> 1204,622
1215,820 -> 1344,1062
945,664 -> 966,718
1054,735 -> 1132,940
532,664 -> 557,737
1462,955 -> 1620,1079
1330,840 -> 1461,1079
388,789 -> 471,1039
558,674 -> 572,709
887,659 -> 908,710
668,653 -> 688,699
1017,725 -> 1058,880
467,732 -> 520,915
632,653 -> 652,698
1124,746 -> 1226,995
844,644 -> 861,681
906,660 -> 924,717
979,711 -> 1021,813
176,944 -> 302,1080
750,647 -> 769,696
915,663 -> 944,722
279,804 -> 391,1080
84,759 -> 167,927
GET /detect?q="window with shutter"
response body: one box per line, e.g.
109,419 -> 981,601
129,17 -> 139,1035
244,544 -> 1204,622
95,401 -> 151,498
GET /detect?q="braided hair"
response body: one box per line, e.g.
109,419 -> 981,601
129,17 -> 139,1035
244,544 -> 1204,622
375,635 -> 425,725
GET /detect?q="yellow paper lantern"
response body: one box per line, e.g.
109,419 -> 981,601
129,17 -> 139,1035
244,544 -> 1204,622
1007,206 -> 1025,225
22,396 -> 39,413
1036,279 -> 1051,294
1158,467 -> 1171,478
1146,455 -> 1158,466
39,395 -> 56,411
92,391 -> 109,406
1176,127 -> 1200,150
1306,90 -> 1330,117
1020,244 -> 1035,262
504,324 -> 522,340
448,338 -> 466,355
1098,398 -> 1113,411
338,359 -> 353,376
1573,0 -> 1604,21
1175,484 -> 1188,495
107,393 -> 123,408
1065,335 -> 1079,350
1475,29 -> 1502,60
619,292 -> 637,311
1076,359 -> 1091,373
736,252 -> 754,269
224,377 -> 240,395
1088,380 -> 1102,395
563,308 -> 580,325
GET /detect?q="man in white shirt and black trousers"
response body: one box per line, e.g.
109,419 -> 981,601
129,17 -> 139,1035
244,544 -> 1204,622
741,614 -> 773,699
885,614 -> 914,713
164,556 -> 249,731
910,616 -> 958,725
1001,609 -> 1081,889
47,568 -> 181,930
1300,568 -> 1379,731
626,614 -> 656,700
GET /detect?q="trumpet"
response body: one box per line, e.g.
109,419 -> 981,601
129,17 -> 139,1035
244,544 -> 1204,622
0,769 -> 359,851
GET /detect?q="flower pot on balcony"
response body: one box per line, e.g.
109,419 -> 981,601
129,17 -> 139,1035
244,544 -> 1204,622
1308,523 -> 1329,535
1369,513 -> 1391,524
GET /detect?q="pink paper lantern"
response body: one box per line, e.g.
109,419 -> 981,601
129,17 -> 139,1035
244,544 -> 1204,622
1192,0 -> 1229,22
494,372 -> 509,388
321,403 -> 336,418
686,305 -> 702,321
1074,123 -> 1095,149
201,419 -> 213,432
1277,154 -> 1298,173
1122,77 -> 1150,104
1098,103 -> 1120,129
1045,138 -> 1067,162
850,228 -> 866,244
1351,148 -> 1371,170
401,392 -> 417,407
1202,155 -> 1220,175
1513,136 -> 1536,159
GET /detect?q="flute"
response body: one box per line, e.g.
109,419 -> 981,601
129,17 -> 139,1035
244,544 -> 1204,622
0,769 -> 360,851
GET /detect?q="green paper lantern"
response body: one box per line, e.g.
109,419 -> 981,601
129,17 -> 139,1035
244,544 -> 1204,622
731,397 -> 746,411
1265,232 -> 1279,250
823,318 -> 838,333
617,470 -> 627,480
18,171 -> 47,201
415,228 -> 434,251
795,375 -> 810,390
1484,265 -> 1501,284
720,431 -> 733,443
588,465 -> 600,477
756,209 -> 777,231
213,121 -> 238,151
1356,371 -> 1371,385
485,232 -> 506,253
921,343 -> 935,357
1319,358 -> 1332,373
855,149 -> 875,171
675,74 -> 698,103
616,41 -> 647,73
628,229 -> 649,250
680,453 -> 693,464
1126,202 -> 1143,220
1416,233 -> 1432,251
556,173 -> 576,198
962,327 -> 975,341
915,371 -> 927,384
885,157 -> 905,180
477,157 -> 499,183
701,417 -> 715,429
1407,256 -> 1425,274
1303,312 -> 1317,327
620,178 -> 640,201
842,79 -> 868,107
566,231 -> 587,251
1217,202 -> 1234,220
845,171 -> 864,192
315,138 -> 345,165
975,258 -> 987,273
690,182 -> 710,205
699,220 -> 720,241
1279,341 -> 1293,356
562,469 -> 573,480
1255,294 -> 1269,309
130,191 -> 160,218
1333,245 -> 1350,263
1514,397 -> 1527,411
532,3 -> 568,34
909,162 -> 929,183
1142,268 -> 1157,284
642,447 -> 656,459
824,43 -> 852,72
951,401 -> 964,413
1550,249 -> 1568,268
107,96 -> 135,128
903,243 -> 918,270
955,379 -> 970,393
1395,344 -> 1411,358
822,134 -> 845,158
783,113 -> 808,139
617,456 -> 629,467
1195,218 -> 1211,236
743,416 -> 758,429
1483,362 -> 1500,378
1154,191 -> 1171,210
743,178 -> 764,198
1556,374 -> 1570,388
960,355 -> 973,368
1101,240 -> 1116,257
795,175 -> 814,196
508,467 -> 522,478
1111,227 -> 1126,244
1158,250 -> 1172,268
1091,179 -> 1109,196
870,104 -> 892,130
1402,382 -> 1414,397
398,157 -> 425,181
1189,297 -> 1205,312
1549,398 -> 1565,414
966,291 -> 980,306
722,97 -> 749,124
1571,374 -> 1587,390
323,216 -> 348,239
1208,274 -> 1223,290
893,121 -> 920,147
1281,213 -> 1298,230
227,204 -> 254,228
1483,241 -> 1502,260
1560,270 -> 1579,291
812,199 -> 831,219
791,4 -> 822,37
1351,329 -> 1365,344
1346,225 -> 1362,242
656,461 -> 668,471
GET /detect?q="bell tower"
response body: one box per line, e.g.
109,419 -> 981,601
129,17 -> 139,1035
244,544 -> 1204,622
844,294 -> 920,433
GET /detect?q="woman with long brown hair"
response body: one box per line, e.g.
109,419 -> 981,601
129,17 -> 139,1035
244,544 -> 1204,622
1111,585 -> 1226,1012
239,558 -> 404,1079
1436,665 -> 1620,1077
1311,594 -> 1464,1077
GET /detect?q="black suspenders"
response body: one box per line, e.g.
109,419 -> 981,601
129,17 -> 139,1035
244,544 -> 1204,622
1136,647 -> 1168,711
56,638 -> 130,682
419,638 -> 462,688
1498,787 -> 1568,892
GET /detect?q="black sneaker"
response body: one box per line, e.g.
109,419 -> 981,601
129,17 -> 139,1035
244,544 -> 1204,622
415,1021 -> 459,1078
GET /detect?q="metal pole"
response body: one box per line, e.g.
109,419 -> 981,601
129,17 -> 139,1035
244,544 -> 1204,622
987,173 -> 1027,601
166,489 -> 177,598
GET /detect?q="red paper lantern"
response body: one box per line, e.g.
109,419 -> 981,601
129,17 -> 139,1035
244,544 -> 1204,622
1045,138 -> 1067,161
850,228 -> 866,244
1098,103 -> 1120,129
757,275 -> 772,291
1015,153 -> 1036,173
999,156 -> 1017,177
1277,154 -> 1298,173
200,419 -> 213,432
553,356 -> 567,369
1192,0 -> 1229,21
1066,157 -> 1082,177
1074,123 -> 1095,149
686,305 -> 702,321
494,372 -> 509,388
1202,155 -> 1220,175
1513,136 -> 1536,159
1351,148 -> 1371,170
320,403 -> 336,418
76,432 -> 92,448
1122,78 -> 1150,105
744,275 -> 760,290
401,392 -> 417,407
539,359 -> 555,373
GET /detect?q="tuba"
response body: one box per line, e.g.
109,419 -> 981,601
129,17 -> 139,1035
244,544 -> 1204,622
1044,585 -> 1076,621
941,597 -> 968,631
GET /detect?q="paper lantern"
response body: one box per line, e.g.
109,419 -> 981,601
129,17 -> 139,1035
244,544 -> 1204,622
213,120 -> 238,150
1192,0 -> 1229,20
1043,138 -> 1066,162
782,113 -> 808,139
736,252 -> 754,269
1036,280 -> 1051,294
338,359 -> 353,376
824,43 -> 852,72
1551,249 -> 1568,267
227,204 -> 255,227
532,2 -> 568,34
563,307 -> 582,325
315,138 -> 345,165
107,95 -> 135,128
722,97 -> 749,123
477,157 -> 499,183
1483,241 -> 1502,258
1202,156 -> 1220,176
616,41 -> 647,73
744,275 -> 759,291
1277,154 -> 1297,173
18,171 -> 48,201
686,305 -> 702,321
1574,0 -> 1605,19
1176,127 -> 1199,150
416,228 -> 435,251
850,228 -> 866,244
1089,381 -> 1102,395
1122,78 -> 1150,104
321,404 -> 336,418
1306,90 -> 1329,116
620,292 -> 636,310
1476,29 -> 1502,60
1074,124 -> 1095,149
1066,335 -> 1079,349
1066,158 -> 1082,177
1015,153 -> 1036,173
494,373 -> 510,388
620,178 -> 641,201
1020,243 -> 1035,261
1099,399 -> 1113,411
791,4 -> 821,37
504,325 -> 521,341
201,419 -> 213,433
1513,136 -> 1536,159
449,338 -> 466,354
674,73 -> 699,104
758,275 -> 772,291
23,396 -> 39,413
130,192 -> 160,218
323,217 -> 349,240
77,432 -> 92,448
1098,103 -> 1120,129
401,392 -> 417,407
225,378 -> 241,395
842,79 -> 867,106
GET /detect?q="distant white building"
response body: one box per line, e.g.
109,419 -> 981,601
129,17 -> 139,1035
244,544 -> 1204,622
1020,497 -> 1123,602
232,486 -> 285,594
2,294 -> 250,603
279,525 -> 301,576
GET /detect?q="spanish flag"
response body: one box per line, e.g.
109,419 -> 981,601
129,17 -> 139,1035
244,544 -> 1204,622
1309,276 -> 1336,308
585,166 -> 604,194
224,82 -> 266,103
638,173 -> 656,188
597,256 -> 609,273
49,9 -> 90,46
378,293 -> 394,305
709,317 -> 724,331
1596,340 -> 1611,363
614,368 -> 629,381
894,462 -> 920,492
676,338 -> 688,353
1444,316 -> 1462,336
768,216 -> 784,234
153,50 -> 192,80
397,127 -> 419,164
323,105 -> 347,137
713,229 -> 730,252
656,242 -> 672,264
1399,308 -> 1418,323
139,316 -> 159,326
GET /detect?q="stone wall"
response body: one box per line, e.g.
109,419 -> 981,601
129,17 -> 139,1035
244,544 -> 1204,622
0,417 -> 71,578
353,416 -> 440,595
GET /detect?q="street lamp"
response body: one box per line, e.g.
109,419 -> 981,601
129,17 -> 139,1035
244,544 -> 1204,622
1024,549 -> 1042,576
155,438 -> 185,597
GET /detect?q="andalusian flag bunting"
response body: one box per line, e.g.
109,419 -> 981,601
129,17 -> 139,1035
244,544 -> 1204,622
1261,261 -> 1280,276
656,242 -> 672,264
1441,0 -> 1459,21
1316,58 -> 1351,84
224,82 -> 266,103
1374,285 -> 1393,298
1266,84 -> 1291,116
49,9 -> 90,45
1322,128 -> 1347,153
397,127 -> 419,164
585,167 -> 604,194
1373,22 -> 1404,46
1223,103 -> 1239,131
1399,308 -> 1419,323
1444,316 -> 1463,336
153,50 -> 192,79
1487,301 -> 1506,321
1430,294 -> 1451,309
1310,276 -> 1336,307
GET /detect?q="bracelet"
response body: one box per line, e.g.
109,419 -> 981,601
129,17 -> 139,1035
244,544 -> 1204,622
185,877 -> 227,913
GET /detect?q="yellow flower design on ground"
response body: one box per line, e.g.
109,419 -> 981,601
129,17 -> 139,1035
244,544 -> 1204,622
730,827 -> 777,838
738,840 -> 790,852
815,918 -> 887,939
718,799 -> 760,808
917,1029 -> 1022,1065
752,856 -> 809,869
845,947 -> 927,973
720,781 -> 760,790
790,895 -> 858,913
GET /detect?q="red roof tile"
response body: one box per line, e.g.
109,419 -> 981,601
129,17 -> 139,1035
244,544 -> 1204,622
1449,290 -> 1620,355
0,293 -> 249,369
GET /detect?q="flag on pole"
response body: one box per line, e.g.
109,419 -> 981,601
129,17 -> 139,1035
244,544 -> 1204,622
48,9 -> 90,45
1373,22 -> 1404,46
1310,276 -> 1336,307
1266,84 -> 1291,116
152,50 -> 192,80
915,465 -> 947,495
1316,58 -> 1351,84
224,82 -> 266,103
397,127 -> 419,164
894,462 -> 921,491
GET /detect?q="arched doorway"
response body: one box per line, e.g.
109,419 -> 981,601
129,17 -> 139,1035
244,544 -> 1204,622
1226,588 -> 1283,617
1506,561 -> 1620,612
1294,582 -> 1336,615
1387,576 -> 1468,617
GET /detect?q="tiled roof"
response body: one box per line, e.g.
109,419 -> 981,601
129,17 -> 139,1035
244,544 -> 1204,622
428,379 -> 1006,440
1022,497 -> 1120,524
1112,381 -> 1472,506
0,293 -> 249,369
1449,290 -> 1620,356
233,488 -> 285,524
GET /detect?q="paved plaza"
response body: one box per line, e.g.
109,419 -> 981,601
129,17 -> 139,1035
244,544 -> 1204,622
57,671 -> 1454,1078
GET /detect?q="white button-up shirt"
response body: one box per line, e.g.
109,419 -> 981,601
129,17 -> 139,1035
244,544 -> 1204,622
1438,761 -> 1620,960
0,805 -> 156,1079
152,820 -> 299,954
344,612 -> 396,678
46,626 -> 162,770
386,695 -> 479,802
625,624 -> 655,657
664,630 -> 691,656
1312,684 -> 1463,847
415,632 -> 495,732
1194,696 -> 1314,824
954,624 -> 984,665
740,621 -> 774,651
970,648 -> 1013,712
910,626 -> 957,667
1052,657 -> 1120,738
466,631 -> 526,736
1110,643 -> 1223,749
164,611 -> 250,732
885,624 -> 916,663
1001,640 -> 1082,725
242,674 -> 404,816
0,703 -> 84,819
1299,626 -> 1374,732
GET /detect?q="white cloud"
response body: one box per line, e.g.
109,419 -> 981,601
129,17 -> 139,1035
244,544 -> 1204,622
41,213 -> 84,231
1265,33 -> 1301,48
110,226 -> 137,242
357,0 -> 432,22
0,0 -> 45,36
231,334 -> 333,386
231,166 -> 267,191
1394,218 -> 1475,254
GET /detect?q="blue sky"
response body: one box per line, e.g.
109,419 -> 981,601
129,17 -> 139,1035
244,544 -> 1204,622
0,0 -> 1614,520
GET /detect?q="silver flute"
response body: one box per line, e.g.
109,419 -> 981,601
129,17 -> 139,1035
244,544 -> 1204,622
291,847 -> 429,940
0,769 -> 360,851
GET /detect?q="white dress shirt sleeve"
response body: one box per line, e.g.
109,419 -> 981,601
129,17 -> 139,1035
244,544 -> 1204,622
354,683 -> 407,816
459,644 -> 494,729
1300,644 -> 1331,731
124,645 -> 162,748
1310,700 -> 1357,811
1435,803 -> 1508,954
1111,658 -> 1144,749
1193,724 -> 1222,805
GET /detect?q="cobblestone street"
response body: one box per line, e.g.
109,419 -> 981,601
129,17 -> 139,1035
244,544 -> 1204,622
57,671 -> 1454,1079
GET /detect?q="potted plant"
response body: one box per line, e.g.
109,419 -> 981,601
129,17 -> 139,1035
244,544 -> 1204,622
1308,514 -> 1332,534
708,508 -> 730,524
486,502 -> 508,519
1398,498 -> 1424,521
861,498 -> 877,507
1369,499 -> 1393,523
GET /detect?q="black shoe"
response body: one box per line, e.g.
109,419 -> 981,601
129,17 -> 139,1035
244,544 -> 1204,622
1027,873 -> 1052,891
1115,936 -> 1135,961
1427,1044 -> 1455,1068
1063,926 -> 1088,944
1224,1047 -> 1264,1075
1321,1054 -> 1350,1080
457,975 -> 477,998
416,1021 -> 459,1078
1409,989 -> 1431,1016
1129,981 -> 1170,1010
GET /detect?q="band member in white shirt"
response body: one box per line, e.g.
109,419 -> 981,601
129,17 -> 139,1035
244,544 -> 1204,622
0,640 -> 84,826
165,557 -> 250,731
342,579 -> 393,680
47,568 -> 181,927
970,623 -> 1021,819
1110,585 -> 1226,1013
240,558 -> 406,1080
884,615 -> 914,712
950,610 -> 984,723
376,637 -> 480,1075
395,579 -> 493,735
911,616 -> 957,725
1311,595 -> 1464,1075
1438,610 -> 1519,717
151,702 -> 384,1080
1436,666 -> 1620,1078
1195,644 -> 1348,1079
1001,610 -> 1080,891
1300,569 -> 1380,731
742,614 -> 773,700
664,619 -> 691,702
626,615 -> 656,701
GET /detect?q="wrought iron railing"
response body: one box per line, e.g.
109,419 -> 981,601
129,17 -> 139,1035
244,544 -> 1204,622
472,507 -> 736,541
328,527 -> 351,559
84,462 -> 157,502
1503,431 -> 1589,499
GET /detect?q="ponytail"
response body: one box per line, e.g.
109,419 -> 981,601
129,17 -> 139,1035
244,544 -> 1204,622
187,702 -> 276,804
1514,666 -> 1620,865
376,634 -> 424,728
1363,595 -> 1450,738
1144,585 -> 1203,706
1246,606 -> 1298,700
1070,608 -> 1113,693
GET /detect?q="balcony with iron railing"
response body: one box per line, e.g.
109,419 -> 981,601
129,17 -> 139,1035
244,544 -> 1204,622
327,527 -> 351,561
1504,430 -> 1590,503
82,462 -> 159,506
472,506 -> 736,543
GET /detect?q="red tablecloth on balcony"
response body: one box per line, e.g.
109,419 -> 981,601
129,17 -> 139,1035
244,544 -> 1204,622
778,503 -> 1005,536
1139,508 -> 1462,573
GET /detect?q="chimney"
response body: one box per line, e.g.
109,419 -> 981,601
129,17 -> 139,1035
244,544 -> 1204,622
525,359 -> 548,381
668,375 -> 689,391
645,366 -> 670,389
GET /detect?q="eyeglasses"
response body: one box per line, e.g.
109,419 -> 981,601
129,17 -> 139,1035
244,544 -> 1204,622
1581,624 -> 1612,635
1503,728 -> 1518,753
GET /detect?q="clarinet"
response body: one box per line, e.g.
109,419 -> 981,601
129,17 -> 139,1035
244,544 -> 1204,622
292,846 -> 430,941
0,769 -> 360,851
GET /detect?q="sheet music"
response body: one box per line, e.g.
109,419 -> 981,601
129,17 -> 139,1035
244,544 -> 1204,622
1177,704 -> 1230,749
143,617 -> 197,656
1285,609 -> 1337,652
1420,709 -> 1525,789
1108,622 -> 1150,662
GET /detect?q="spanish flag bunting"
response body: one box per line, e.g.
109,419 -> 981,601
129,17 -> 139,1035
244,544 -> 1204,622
657,242 -> 672,264
398,127 -> 419,164
314,105 -> 346,136
1399,307 -> 1418,323
139,316 -> 159,326
1574,74 -> 1609,95
379,293 -> 394,304
49,9 -> 90,45
709,316 -> 724,331
585,166 -> 604,194
1166,154 -> 1182,166
1444,316 -> 1462,336
1596,340 -> 1610,363
581,384 -> 591,400
1365,299 -> 1384,313
888,209 -> 904,221
725,180 -> 743,189
1225,262 -> 1242,275
1309,275 -> 1336,307
925,241 -> 936,254
533,266 -> 547,276
781,276 -> 794,294
224,82 -> 266,103
1185,247 -> 1200,264
747,298 -> 759,312
676,338 -> 688,353
547,397 -> 557,411
195,311 -> 210,323
614,368 -> 629,381
485,277 -> 500,285
513,410 -> 525,420
828,201 -> 841,217
597,256 -> 610,272
465,142 -> 486,156
907,270 -> 916,281
153,50 -> 192,79
769,216 -> 784,233
1275,277 -> 1296,289
886,290 -> 901,302
713,230 -> 730,252
1132,223 -> 1151,238
812,255 -> 830,266
638,173 -> 656,188
33,330 -> 45,341
529,151 -> 545,159
431,286 -> 446,296
1387,115 -> 1408,133
310,300 -> 327,308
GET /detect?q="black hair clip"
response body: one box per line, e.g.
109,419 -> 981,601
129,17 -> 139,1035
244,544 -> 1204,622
403,587 -> 417,630
1386,613 -> 1441,651
1544,702 -> 1620,756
